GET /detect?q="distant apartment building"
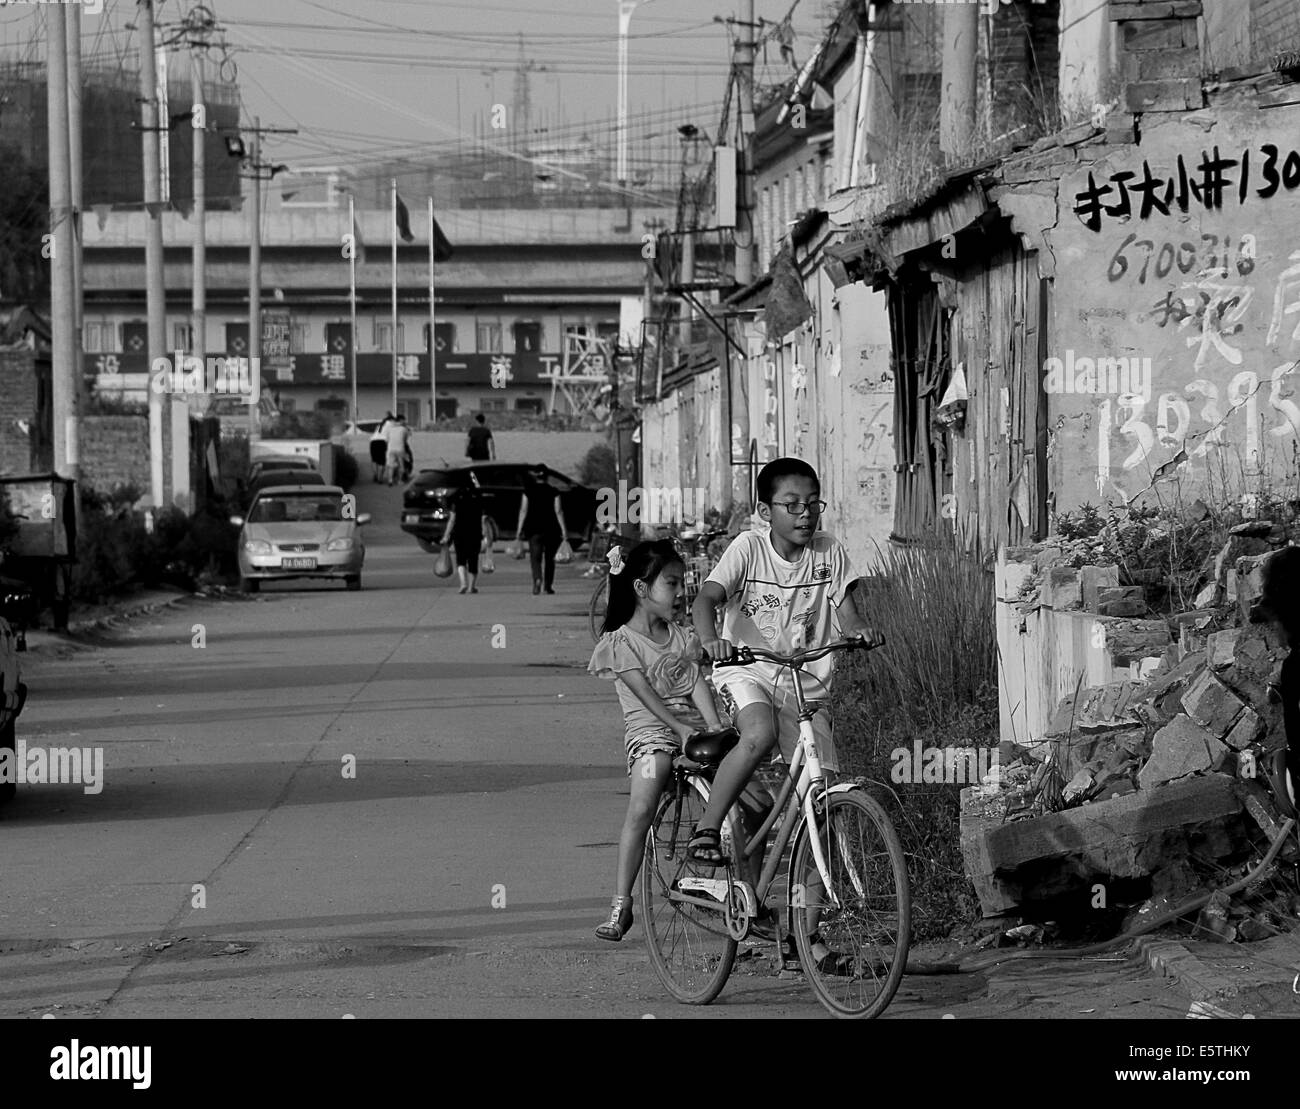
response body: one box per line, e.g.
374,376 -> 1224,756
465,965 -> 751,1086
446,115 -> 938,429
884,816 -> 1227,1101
81,172 -> 666,426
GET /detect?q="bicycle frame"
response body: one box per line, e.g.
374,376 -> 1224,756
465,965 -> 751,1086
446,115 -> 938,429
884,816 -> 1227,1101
670,655 -> 847,928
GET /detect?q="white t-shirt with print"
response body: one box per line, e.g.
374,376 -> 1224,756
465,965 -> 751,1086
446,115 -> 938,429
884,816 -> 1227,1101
705,529 -> 857,700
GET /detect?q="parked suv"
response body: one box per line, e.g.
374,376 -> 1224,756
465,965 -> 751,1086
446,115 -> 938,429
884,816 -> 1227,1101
400,463 -> 596,553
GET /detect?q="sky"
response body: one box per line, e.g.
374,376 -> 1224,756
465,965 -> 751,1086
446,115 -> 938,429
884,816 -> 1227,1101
0,0 -> 838,199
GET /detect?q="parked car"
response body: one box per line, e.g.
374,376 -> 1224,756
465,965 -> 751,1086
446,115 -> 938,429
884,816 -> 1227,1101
247,456 -> 316,485
243,468 -> 326,510
400,462 -> 596,553
231,485 -> 370,593
207,393 -> 282,435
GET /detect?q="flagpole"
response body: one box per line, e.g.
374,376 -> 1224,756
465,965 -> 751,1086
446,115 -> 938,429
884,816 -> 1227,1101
349,193 -> 358,422
391,178 -> 398,418
434,195 -> 444,423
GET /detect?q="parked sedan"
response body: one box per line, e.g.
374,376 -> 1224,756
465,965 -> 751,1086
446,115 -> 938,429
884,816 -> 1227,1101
243,468 -> 326,511
400,462 -> 596,553
247,456 -> 316,484
232,485 -> 370,592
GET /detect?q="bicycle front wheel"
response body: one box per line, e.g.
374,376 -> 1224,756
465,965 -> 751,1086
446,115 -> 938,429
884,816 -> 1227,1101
588,573 -> 609,642
640,775 -> 741,1005
790,789 -> 909,1019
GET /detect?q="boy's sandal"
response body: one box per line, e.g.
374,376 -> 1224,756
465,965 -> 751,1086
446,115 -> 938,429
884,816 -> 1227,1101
687,827 -> 727,866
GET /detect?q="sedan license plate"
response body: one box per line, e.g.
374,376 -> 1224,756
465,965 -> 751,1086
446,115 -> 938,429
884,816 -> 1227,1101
403,514 -> 419,524
281,557 -> 317,570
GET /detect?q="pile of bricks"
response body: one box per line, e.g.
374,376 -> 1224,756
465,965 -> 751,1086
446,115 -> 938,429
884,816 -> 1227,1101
962,531 -> 1298,921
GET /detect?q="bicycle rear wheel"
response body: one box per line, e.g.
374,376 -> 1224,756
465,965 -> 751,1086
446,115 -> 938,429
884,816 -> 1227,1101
589,573 -> 609,642
640,774 -> 741,1005
790,789 -> 909,1019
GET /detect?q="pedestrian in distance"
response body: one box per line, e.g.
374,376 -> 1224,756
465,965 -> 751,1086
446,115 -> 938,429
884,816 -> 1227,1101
465,412 -> 495,461
687,457 -> 882,972
442,481 -> 487,594
369,412 -> 393,482
515,466 -> 566,595
588,539 -> 730,941
383,413 -> 412,486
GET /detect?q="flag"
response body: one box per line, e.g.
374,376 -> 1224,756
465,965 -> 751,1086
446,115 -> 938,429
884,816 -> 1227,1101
352,213 -> 367,264
395,193 -> 415,243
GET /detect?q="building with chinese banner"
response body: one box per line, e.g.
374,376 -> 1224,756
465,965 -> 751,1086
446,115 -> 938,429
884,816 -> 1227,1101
82,173 -> 664,427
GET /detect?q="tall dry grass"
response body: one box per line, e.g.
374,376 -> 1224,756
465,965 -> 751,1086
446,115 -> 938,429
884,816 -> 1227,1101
831,538 -> 998,938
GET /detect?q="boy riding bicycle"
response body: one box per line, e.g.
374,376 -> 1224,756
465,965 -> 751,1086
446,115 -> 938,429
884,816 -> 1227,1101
689,458 -> 881,960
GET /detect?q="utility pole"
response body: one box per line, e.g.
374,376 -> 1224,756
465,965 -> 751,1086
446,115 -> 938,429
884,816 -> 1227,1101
249,118 -> 261,441
138,0 -> 166,509
188,10 -> 212,381
733,0 -> 756,287
65,4 -> 84,398
234,119 -> 296,441
940,4 -> 978,163
47,4 -> 78,482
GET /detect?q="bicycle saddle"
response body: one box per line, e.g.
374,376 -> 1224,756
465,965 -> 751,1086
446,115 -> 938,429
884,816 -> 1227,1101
684,727 -> 740,766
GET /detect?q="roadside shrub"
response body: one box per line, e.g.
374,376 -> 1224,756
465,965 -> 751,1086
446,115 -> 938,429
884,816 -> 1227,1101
577,442 -> 616,489
832,538 -> 997,940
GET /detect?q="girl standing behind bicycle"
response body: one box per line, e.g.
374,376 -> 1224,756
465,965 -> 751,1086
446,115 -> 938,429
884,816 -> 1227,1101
588,539 -> 729,942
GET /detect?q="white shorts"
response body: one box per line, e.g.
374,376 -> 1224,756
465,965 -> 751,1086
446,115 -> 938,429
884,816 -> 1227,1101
711,673 -> 838,774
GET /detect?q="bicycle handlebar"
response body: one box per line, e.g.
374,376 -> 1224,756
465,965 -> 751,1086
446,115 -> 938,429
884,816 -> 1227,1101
709,636 -> 884,669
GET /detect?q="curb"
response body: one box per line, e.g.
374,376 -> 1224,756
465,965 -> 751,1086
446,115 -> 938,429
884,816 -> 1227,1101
22,591 -> 193,653
1130,935 -> 1245,1006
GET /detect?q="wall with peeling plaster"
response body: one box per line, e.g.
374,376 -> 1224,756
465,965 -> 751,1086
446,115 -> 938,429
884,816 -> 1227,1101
1044,104 -> 1300,513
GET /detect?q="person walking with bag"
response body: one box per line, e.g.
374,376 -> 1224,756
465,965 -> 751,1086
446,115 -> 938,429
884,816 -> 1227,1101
514,466 -> 567,595
442,481 -> 487,594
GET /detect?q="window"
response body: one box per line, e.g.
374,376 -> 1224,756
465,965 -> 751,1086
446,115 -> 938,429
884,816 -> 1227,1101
291,324 -> 309,354
424,322 -> 455,353
481,396 -> 507,412
84,322 -> 111,352
476,320 -> 503,353
279,397 -> 297,413
225,322 -> 250,355
515,396 -> 544,414
759,186 -> 771,268
172,322 -> 193,350
513,321 -> 541,353
375,321 -> 404,352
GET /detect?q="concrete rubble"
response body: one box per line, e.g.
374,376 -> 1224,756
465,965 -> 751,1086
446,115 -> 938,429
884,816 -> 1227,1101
965,525 -> 1300,934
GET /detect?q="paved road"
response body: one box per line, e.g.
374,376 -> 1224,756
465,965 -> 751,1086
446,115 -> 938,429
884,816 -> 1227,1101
0,480 -> 1199,1019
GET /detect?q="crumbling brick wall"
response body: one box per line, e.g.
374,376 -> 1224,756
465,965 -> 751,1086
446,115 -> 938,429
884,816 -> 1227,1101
1253,0 -> 1300,59
988,0 -> 1062,136
0,350 -> 45,476
80,416 -> 149,495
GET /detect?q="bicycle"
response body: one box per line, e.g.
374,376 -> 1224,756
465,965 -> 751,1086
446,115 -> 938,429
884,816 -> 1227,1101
588,526 -> 729,642
640,639 -> 910,1019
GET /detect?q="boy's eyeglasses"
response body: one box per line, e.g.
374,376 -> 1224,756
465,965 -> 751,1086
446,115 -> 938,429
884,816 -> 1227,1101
773,500 -> 827,515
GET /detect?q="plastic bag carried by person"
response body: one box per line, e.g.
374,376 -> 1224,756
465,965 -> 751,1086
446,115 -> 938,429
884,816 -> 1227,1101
508,540 -> 526,560
479,548 -> 496,574
433,544 -> 454,578
555,539 -> 574,564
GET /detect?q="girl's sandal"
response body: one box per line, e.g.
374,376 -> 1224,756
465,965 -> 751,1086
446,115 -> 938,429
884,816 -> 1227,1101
595,896 -> 634,942
687,827 -> 726,866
